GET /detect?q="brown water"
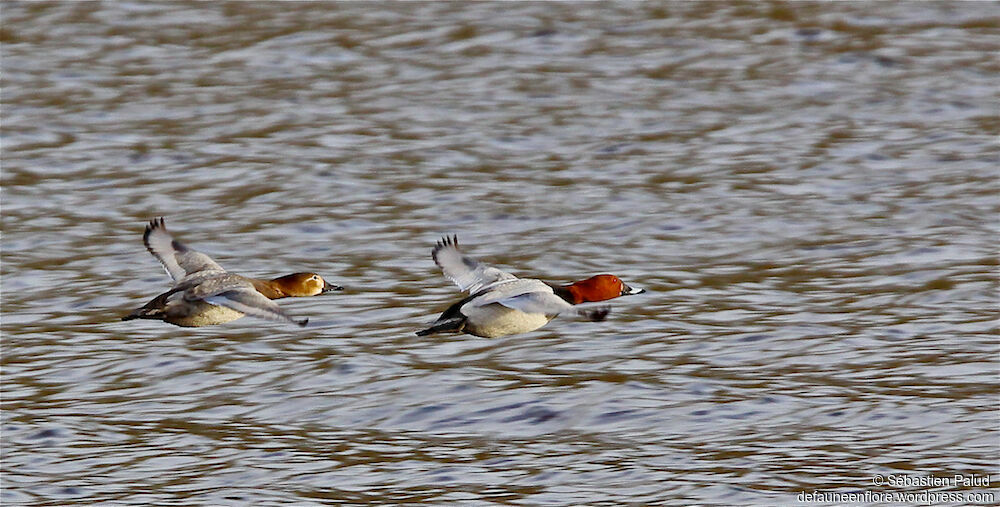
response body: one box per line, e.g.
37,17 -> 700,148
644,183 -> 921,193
2,2 -> 998,505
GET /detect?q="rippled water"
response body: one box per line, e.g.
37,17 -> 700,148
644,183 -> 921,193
3,2 -> 998,504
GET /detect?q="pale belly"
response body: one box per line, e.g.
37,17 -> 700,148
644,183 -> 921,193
462,303 -> 553,338
164,300 -> 245,327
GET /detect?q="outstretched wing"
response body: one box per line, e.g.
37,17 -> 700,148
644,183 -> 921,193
143,217 -> 225,283
432,235 -> 517,293
203,289 -> 307,327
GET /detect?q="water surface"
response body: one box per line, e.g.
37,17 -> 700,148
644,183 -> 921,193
2,2 -> 998,504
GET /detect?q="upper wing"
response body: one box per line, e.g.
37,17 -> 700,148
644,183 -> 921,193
203,288 -> 308,327
432,235 -> 517,293
143,217 -> 226,282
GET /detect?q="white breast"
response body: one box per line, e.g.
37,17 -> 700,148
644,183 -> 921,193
462,303 -> 552,338
165,300 -> 245,327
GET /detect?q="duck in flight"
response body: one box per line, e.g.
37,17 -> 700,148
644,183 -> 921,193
122,217 -> 341,327
417,236 -> 644,338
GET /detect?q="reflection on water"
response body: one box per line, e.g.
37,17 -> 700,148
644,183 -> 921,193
2,2 -> 998,504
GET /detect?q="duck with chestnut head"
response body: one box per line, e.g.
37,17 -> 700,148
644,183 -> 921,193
417,236 -> 644,338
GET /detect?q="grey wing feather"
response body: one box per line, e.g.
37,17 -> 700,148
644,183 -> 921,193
469,278 -> 550,305
432,236 -> 517,293
144,217 -> 225,283
182,273 -> 249,300
203,289 -> 307,327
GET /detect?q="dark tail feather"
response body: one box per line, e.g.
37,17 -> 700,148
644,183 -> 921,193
416,317 -> 466,336
121,308 -> 165,321
122,288 -> 181,322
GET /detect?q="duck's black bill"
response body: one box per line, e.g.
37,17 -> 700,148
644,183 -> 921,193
322,282 -> 344,293
622,284 -> 646,296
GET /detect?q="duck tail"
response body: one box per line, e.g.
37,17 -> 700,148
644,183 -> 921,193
121,306 -> 165,321
122,288 -> 179,322
416,317 -> 466,336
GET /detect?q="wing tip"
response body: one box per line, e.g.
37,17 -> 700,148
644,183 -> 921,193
431,234 -> 460,265
144,216 -> 166,234
142,217 -> 168,248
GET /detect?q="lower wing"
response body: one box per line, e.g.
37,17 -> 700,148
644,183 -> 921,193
203,289 -> 308,327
